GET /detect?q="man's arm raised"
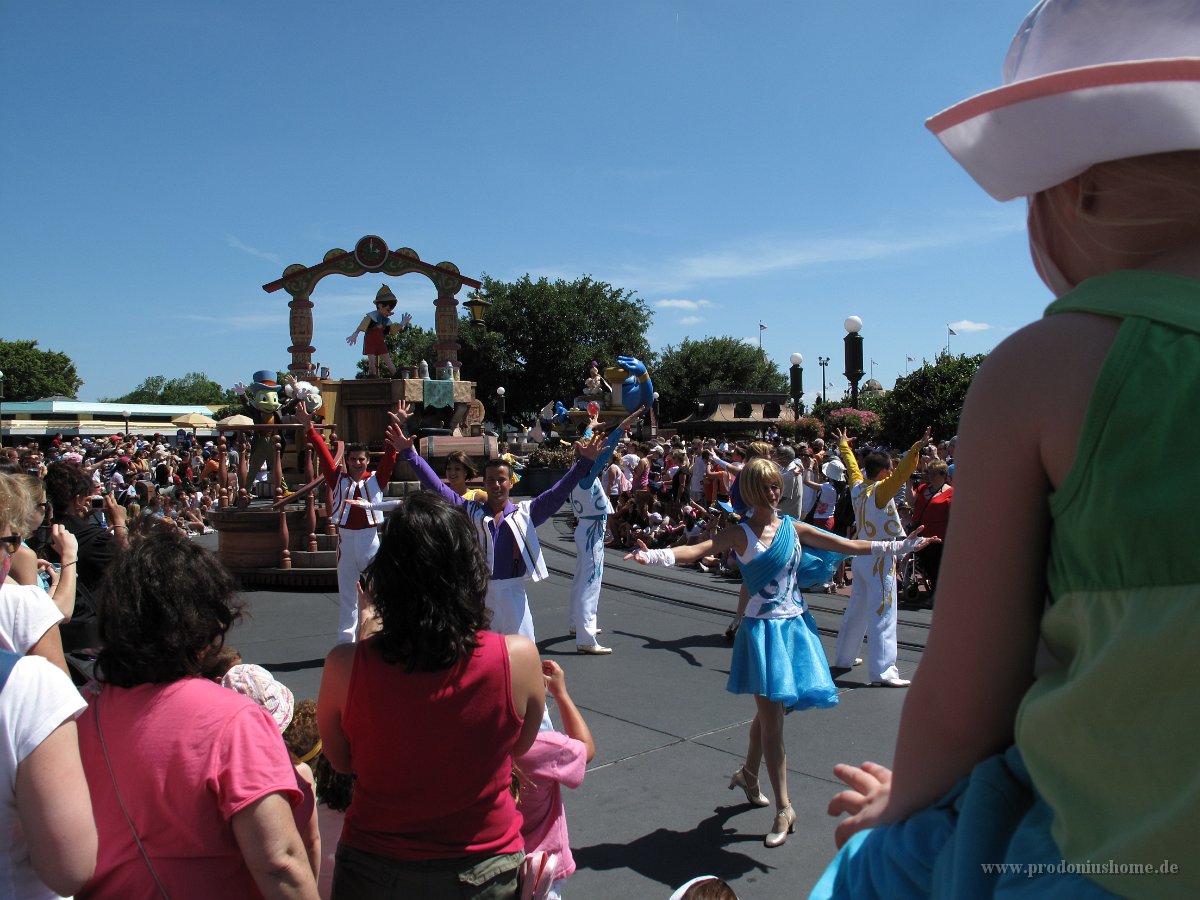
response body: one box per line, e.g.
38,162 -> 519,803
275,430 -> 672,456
386,406 -> 463,507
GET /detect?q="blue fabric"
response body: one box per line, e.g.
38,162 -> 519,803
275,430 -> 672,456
0,648 -> 18,692
740,516 -> 797,597
795,527 -> 850,590
581,427 -> 623,489
809,746 -> 1118,900
422,378 -> 455,409
726,612 -> 838,711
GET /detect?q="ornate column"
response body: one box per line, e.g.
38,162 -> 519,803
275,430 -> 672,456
287,289 -> 315,376
434,287 -> 460,367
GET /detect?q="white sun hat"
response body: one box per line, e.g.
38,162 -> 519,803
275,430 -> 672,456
927,0 -> 1200,201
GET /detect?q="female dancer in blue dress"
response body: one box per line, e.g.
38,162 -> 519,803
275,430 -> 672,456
627,457 -> 931,846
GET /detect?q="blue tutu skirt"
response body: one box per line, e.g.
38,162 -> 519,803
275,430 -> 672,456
727,611 -> 838,711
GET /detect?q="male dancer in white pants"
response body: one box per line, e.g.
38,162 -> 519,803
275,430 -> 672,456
568,409 -> 642,653
832,426 -> 930,687
388,403 -> 606,644
297,401 -> 395,644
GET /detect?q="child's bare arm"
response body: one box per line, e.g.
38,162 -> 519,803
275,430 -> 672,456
543,661 -> 595,763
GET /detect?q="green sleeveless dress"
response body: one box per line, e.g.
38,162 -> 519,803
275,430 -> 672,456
1016,270 -> 1200,897
811,271 -> 1199,900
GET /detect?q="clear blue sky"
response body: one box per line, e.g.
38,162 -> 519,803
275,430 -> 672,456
2,0 -> 1045,408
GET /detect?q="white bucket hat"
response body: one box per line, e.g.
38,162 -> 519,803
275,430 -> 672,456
927,0 -> 1200,201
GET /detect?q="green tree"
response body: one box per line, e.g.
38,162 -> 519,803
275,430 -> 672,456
455,274 -> 653,425
876,351 -> 985,446
0,340 -> 83,401
104,372 -> 236,406
652,336 -> 788,423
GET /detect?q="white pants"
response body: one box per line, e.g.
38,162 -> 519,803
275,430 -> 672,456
833,552 -> 901,681
570,518 -> 606,646
336,527 -> 380,644
486,577 -> 536,642
486,577 -> 552,729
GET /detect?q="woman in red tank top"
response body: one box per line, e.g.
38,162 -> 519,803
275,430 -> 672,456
318,492 -> 545,899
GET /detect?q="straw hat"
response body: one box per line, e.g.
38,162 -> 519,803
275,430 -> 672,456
927,0 -> 1200,200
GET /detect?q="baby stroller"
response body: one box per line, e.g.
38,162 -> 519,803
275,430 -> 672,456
897,550 -> 933,609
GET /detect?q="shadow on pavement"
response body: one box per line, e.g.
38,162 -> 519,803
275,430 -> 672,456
266,657 -> 327,673
610,629 -> 732,669
574,804 -> 774,890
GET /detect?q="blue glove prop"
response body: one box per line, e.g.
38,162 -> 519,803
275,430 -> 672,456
617,355 -> 654,413
553,401 -> 570,425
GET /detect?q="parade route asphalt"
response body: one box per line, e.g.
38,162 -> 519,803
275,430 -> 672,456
220,513 -> 926,899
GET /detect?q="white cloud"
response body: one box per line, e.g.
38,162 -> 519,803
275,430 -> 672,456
679,315 -> 704,325
624,213 -> 1025,295
223,233 -> 282,266
658,298 -> 714,311
948,320 -> 992,333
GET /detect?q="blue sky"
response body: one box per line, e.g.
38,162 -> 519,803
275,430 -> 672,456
1,0 -> 1045,407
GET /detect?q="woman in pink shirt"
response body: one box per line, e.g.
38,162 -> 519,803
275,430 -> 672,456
75,527 -> 317,899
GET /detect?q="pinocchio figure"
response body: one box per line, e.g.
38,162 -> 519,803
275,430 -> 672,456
346,284 -> 412,377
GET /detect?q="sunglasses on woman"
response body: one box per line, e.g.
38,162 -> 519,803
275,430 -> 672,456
0,535 -> 23,554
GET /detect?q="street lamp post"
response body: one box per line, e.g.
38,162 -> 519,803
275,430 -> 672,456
121,408 -> 131,438
788,352 -> 804,418
0,369 -> 5,448
495,387 -> 506,448
651,391 -> 660,437
843,317 -> 865,408
818,357 -> 830,406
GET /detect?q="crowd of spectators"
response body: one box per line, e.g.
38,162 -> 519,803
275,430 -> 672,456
597,431 -> 953,596
2,432 -> 238,543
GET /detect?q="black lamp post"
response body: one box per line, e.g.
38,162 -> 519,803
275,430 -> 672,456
0,369 -> 5,448
788,352 -> 804,418
463,293 -> 492,328
121,408 -> 131,438
843,317 -> 864,408
818,356 -> 830,405
495,387 -> 506,445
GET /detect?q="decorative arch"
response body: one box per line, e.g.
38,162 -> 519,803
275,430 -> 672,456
261,235 -> 482,376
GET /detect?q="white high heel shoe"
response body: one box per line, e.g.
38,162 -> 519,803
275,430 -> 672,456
764,805 -> 796,848
727,766 -> 769,807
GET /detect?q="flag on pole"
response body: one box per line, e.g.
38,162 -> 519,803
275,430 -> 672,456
759,322 -> 768,331
947,326 -> 958,336
906,356 -> 916,362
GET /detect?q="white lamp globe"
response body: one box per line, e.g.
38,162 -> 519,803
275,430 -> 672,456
844,316 -> 863,334
789,352 -> 803,366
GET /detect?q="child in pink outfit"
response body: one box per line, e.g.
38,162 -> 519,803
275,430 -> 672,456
514,660 -> 595,899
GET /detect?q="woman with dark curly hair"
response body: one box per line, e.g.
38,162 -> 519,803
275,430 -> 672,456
74,526 -> 318,899
317,492 -> 545,899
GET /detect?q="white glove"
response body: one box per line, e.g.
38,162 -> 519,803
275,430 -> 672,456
634,548 -> 676,567
872,535 -> 923,556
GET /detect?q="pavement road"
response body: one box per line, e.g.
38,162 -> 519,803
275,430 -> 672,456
221,513 -> 927,899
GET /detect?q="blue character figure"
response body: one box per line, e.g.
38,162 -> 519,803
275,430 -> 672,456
617,356 -> 654,413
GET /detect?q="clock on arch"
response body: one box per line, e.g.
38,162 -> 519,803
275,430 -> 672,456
354,235 -> 389,269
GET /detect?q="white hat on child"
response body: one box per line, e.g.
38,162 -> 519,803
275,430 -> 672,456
927,0 -> 1200,200
222,663 -> 295,732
